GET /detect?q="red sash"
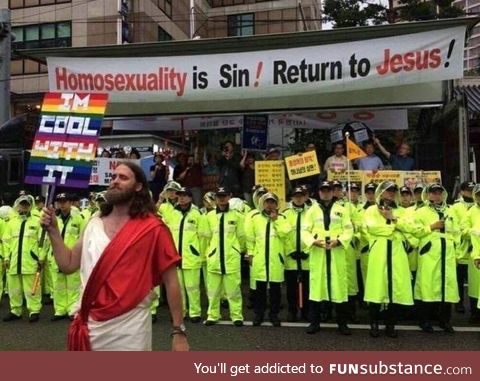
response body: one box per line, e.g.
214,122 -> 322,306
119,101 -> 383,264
68,214 -> 179,351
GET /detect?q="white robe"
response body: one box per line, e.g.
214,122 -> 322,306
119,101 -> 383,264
75,216 -> 154,351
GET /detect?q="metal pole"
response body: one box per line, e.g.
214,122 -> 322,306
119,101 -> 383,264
190,0 -> 196,39
470,147 -> 477,183
457,93 -> 470,182
0,9 -> 12,127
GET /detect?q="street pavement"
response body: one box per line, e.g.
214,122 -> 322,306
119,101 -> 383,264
0,294 -> 479,351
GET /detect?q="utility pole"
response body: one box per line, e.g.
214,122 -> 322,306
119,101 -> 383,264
0,9 -> 12,127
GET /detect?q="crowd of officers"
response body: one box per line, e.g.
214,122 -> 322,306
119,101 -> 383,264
1,178 -> 480,340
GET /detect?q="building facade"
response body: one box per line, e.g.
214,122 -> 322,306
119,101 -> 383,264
453,0 -> 480,72
393,0 -> 480,71
1,0 -> 321,134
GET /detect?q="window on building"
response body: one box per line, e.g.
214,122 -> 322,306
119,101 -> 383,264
158,26 -> 173,41
158,0 -> 172,18
210,0 -> 251,6
227,13 -> 254,37
11,22 -> 71,75
8,0 -> 70,9
12,21 -> 71,50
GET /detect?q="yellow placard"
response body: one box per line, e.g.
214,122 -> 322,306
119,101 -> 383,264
326,170 -> 442,194
403,171 -> 442,189
255,160 -> 286,210
362,170 -> 404,187
327,170 -> 363,183
284,151 -> 321,180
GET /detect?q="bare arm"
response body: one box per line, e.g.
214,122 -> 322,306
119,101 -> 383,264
240,150 -> 248,169
373,137 -> 391,159
162,264 -> 189,351
41,206 -> 82,274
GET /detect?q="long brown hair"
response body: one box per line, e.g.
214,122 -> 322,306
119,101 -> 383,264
100,161 -> 156,218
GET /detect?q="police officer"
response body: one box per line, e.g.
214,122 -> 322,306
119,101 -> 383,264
80,192 -> 98,221
364,181 -> 415,338
246,192 -> 287,327
158,181 -> 181,220
0,215 -> 5,300
302,181 -> 354,335
332,181 -> 345,205
283,186 -> 310,322
469,184 -> 480,318
201,191 -> 216,214
413,184 -> 425,209
244,185 -> 269,309
203,187 -> 245,326
413,184 -> 459,333
2,195 -> 43,322
356,183 -> 377,306
34,196 -> 46,215
399,186 -> 419,278
163,187 -> 206,323
49,193 -> 85,320
344,182 -> 363,322
399,186 -> 414,209
450,181 -> 476,314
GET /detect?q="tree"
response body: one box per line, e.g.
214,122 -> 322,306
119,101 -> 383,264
323,0 -> 387,28
397,0 -> 464,21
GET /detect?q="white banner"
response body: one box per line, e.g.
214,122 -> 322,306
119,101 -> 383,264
48,27 -> 465,103
89,158 -> 140,186
112,109 -> 408,131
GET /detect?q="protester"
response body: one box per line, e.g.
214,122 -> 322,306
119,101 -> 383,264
150,152 -> 169,203
202,153 -> 220,193
373,137 -> 415,170
240,150 -> 256,207
355,141 -> 384,170
217,141 -> 242,197
265,147 -> 281,161
174,151 -> 203,207
324,142 -> 349,173
41,162 -> 189,351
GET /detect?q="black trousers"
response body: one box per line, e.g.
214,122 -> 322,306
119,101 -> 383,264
369,303 -> 399,327
285,270 -> 309,317
456,264 -> 468,305
418,301 -> 452,324
470,298 -> 480,316
254,281 -> 281,318
309,300 -> 349,326
356,259 -> 364,301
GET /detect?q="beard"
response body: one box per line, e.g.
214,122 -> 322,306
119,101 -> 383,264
105,186 -> 137,205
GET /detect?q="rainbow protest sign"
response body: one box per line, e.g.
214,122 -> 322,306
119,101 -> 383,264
25,92 -> 108,188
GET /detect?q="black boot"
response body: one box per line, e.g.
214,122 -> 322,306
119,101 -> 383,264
348,296 -> 360,323
3,312 -> 21,322
253,314 -> 263,326
385,325 -> 398,338
369,321 -> 380,338
338,323 -> 352,336
420,321 -> 434,333
439,321 -> 455,333
306,323 -> 320,334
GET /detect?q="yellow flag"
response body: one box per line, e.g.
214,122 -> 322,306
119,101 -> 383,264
346,137 -> 367,161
